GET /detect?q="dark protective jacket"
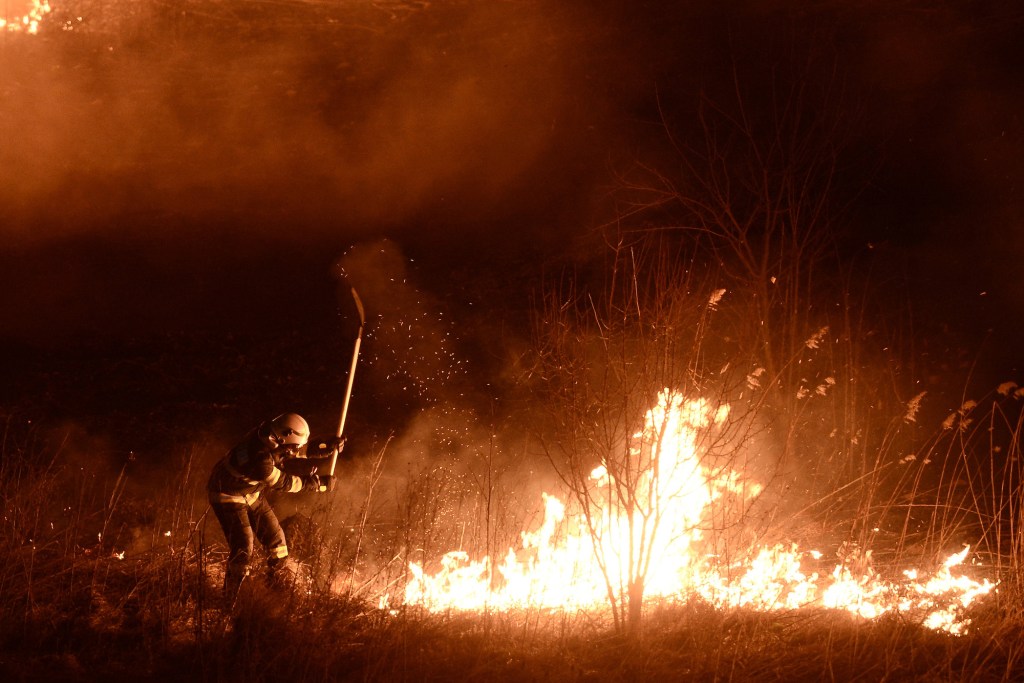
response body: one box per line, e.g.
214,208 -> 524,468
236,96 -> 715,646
207,427 -> 306,505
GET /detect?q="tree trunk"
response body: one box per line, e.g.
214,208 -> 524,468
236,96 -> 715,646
626,577 -> 644,633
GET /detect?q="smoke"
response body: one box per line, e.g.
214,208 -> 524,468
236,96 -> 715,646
0,0 -> 632,343
2,2 -> 1021,321
326,240 -> 554,539
0,1 -> 596,245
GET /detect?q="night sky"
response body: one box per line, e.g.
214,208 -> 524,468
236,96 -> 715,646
1,0 -> 1022,451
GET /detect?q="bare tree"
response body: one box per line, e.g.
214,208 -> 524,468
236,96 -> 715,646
526,40 -> 947,629
601,50 -> 917,539
532,234 -> 764,633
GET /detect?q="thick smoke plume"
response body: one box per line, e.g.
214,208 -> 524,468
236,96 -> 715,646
3,1 -> 1022,351
1,1 -> 591,244
0,0 -> 615,342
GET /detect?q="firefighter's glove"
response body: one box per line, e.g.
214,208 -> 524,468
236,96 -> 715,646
303,474 -> 336,493
313,436 -> 346,459
327,436 -> 347,457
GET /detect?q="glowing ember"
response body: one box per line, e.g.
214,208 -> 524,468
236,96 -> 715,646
0,0 -> 50,34
391,390 -> 996,634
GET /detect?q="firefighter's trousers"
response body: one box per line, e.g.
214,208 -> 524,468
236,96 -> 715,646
211,495 -> 293,600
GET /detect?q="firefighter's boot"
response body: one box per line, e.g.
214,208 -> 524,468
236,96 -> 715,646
268,555 -> 300,589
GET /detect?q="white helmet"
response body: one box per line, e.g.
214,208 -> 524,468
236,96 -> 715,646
264,413 -> 310,453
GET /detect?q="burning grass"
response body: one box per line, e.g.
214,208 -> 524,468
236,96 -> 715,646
397,391 -> 996,636
2,393 -> 1022,682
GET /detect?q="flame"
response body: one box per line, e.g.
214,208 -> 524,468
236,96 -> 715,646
0,0 -> 50,34
391,390 -> 996,634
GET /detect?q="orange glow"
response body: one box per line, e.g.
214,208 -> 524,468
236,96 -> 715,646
389,390 -> 996,635
1,1 -> 50,34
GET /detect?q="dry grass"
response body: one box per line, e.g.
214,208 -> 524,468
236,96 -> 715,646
1,410 -> 1023,682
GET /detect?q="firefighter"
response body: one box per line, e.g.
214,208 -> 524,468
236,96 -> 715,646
207,412 -> 343,603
